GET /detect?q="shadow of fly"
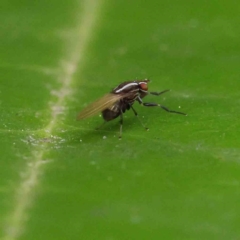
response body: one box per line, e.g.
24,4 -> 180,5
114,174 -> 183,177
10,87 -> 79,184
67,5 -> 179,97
77,79 -> 186,138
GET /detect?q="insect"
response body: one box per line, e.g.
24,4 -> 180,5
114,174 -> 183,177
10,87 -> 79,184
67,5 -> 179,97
77,79 -> 186,138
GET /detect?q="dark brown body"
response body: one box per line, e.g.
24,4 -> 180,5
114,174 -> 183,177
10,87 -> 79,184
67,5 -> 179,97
102,80 -> 148,121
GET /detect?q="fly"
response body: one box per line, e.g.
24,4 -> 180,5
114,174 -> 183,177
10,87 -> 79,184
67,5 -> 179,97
77,79 -> 186,138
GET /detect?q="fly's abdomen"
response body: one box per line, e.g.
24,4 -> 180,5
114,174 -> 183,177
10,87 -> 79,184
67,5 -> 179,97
102,108 -> 120,121
101,97 -> 135,121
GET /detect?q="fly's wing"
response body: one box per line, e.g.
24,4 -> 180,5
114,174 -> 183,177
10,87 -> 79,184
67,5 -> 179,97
77,93 -> 128,120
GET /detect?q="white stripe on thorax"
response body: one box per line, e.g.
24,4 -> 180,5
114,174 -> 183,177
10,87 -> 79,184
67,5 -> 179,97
115,82 -> 138,93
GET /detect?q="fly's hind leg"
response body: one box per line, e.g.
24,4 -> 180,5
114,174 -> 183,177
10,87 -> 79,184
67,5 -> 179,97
119,111 -> 123,139
95,121 -> 107,130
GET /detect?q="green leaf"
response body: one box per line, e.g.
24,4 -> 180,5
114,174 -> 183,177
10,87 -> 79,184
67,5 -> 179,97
1,0 -> 240,239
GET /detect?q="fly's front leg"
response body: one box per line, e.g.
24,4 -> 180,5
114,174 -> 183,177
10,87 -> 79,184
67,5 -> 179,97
149,89 -> 170,96
130,105 -> 149,130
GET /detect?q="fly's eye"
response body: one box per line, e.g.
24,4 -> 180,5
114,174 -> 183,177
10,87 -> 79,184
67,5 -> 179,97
140,82 -> 148,91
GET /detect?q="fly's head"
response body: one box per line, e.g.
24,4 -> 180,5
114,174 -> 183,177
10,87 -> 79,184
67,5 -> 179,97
138,79 -> 149,98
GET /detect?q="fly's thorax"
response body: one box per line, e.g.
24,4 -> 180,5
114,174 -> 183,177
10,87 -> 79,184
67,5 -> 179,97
113,81 -> 139,94
123,92 -> 139,105
112,79 -> 149,94
140,91 -> 148,99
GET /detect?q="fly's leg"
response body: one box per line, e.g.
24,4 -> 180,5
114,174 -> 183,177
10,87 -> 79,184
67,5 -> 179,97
130,105 -> 149,130
149,89 -> 170,96
143,102 -> 187,115
137,97 -> 187,115
119,111 -> 123,139
95,121 -> 107,130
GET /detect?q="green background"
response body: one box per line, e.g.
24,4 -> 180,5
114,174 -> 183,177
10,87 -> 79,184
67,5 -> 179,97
1,0 -> 240,239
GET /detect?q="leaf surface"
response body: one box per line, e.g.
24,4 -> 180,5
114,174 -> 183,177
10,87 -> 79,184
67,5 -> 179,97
1,0 -> 240,239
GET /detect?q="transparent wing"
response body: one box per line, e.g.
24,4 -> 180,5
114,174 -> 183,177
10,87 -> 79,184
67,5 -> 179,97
77,93 -> 128,120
